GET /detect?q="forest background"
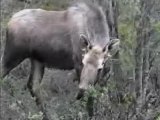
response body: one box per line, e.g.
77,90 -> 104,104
1,0 -> 160,120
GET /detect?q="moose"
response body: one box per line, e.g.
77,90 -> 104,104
1,2 -> 119,119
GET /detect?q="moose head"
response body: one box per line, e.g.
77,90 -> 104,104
77,34 -> 120,99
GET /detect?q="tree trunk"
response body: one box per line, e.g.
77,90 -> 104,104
134,0 -> 154,118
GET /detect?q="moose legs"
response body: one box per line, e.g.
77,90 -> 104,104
27,59 -> 44,107
27,59 -> 50,120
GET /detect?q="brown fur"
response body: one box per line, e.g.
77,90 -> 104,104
2,2 -> 113,118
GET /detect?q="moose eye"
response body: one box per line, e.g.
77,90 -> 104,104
88,45 -> 92,50
102,47 -> 106,52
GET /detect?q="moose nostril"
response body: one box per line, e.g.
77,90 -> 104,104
76,89 -> 85,100
98,67 -> 103,71
80,88 -> 85,93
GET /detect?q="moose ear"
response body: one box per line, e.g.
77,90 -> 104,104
108,38 -> 120,56
80,34 -> 92,49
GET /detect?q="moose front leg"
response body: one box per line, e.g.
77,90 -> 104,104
73,59 -> 83,83
75,66 -> 82,83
